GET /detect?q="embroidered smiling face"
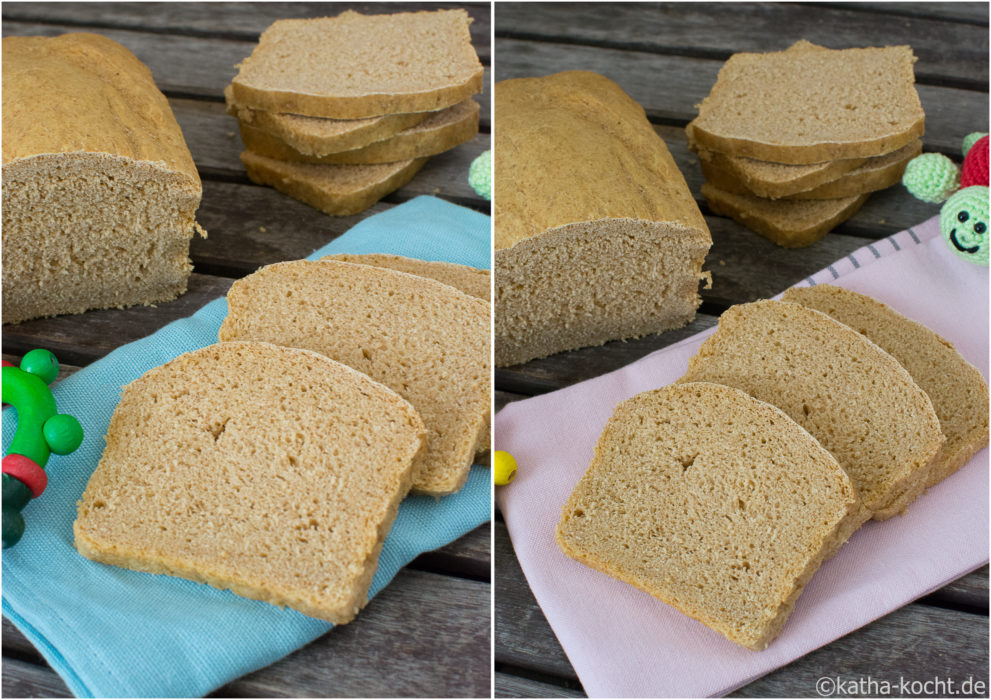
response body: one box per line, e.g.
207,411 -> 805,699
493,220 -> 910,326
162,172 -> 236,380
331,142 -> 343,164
940,186 -> 989,265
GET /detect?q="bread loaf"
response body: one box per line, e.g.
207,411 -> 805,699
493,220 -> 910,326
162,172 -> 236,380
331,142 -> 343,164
688,41 -> 924,164
320,253 -> 490,301
2,33 -> 204,325
679,300 -> 944,519
218,260 -> 490,495
783,285 -> 989,490
556,382 -> 865,650
495,71 -> 711,366
230,10 -> 484,119
74,341 -> 426,624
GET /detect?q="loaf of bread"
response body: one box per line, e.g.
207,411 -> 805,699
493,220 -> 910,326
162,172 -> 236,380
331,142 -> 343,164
783,285 -> 989,489
680,300 -> 944,519
74,341 -> 426,624
229,10 -> 484,119
688,41 -> 924,164
219,260 -> 490,495
701,140 -> 922,200
495,71 -> 711,366
701,183 -> 868,248
2,33 -> 204,325
239,151 -> 426,216
225,85 -> 428,157
239,100 -> 479,165
556,382 -> 865,650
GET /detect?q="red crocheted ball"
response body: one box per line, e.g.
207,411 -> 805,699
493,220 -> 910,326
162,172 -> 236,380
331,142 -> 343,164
961,135 -> 989,187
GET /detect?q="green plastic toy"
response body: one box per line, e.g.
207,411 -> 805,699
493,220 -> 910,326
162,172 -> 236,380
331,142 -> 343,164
2,349 -> 84,548
468,149 -> 492,201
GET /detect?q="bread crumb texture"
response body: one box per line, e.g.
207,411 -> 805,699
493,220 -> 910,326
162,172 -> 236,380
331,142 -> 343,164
679,300 -> 944,518
783,285 -> 989,491
219,260 -> 490,495
230,10 -> 484,119
688,41 -> 924,164
74,341 -> 426,624
556,382 -> 863,650
2,33 -> 203,324
494,71 -> 711,366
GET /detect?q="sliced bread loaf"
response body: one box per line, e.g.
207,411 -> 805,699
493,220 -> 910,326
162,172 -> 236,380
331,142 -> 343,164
240,151 -> 426,216
783,285 -> 989,495
218,260 -> 490,495
679,300 -> 944,519
701,140 -> 922,201
230,10 -> 484,119
701,183 -> 868,248
495,71 -> 711,366
556,382 -> 865,650
3,33 -> 204,325
688,41 -> 924,165
239,100 -> 479,165
74,341 -> 426,624
320,253 -> 490,301
225,85 -> 428,157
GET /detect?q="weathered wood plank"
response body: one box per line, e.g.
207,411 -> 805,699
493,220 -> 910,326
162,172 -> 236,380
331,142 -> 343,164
495,390 -> 527,414
798,2 -> 989,25
170,98 -> 490,206
1,3 -> 491,60
0,657 -> 71,699
730,605 -> 989,697
925,565 -> 989,610
495,671 -> 585,698
493,2 -> 988,87
496,517 -> 989,697
493,38 -> 988,156
4,568 -> 490,698
411,524 -> 491,582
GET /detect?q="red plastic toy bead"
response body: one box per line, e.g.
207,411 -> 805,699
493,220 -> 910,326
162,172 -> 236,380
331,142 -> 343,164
961,135 -> 989,188
2,453 -> 47,499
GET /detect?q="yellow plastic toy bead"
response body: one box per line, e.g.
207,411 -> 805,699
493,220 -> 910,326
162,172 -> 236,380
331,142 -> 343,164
493,450 -> 517,485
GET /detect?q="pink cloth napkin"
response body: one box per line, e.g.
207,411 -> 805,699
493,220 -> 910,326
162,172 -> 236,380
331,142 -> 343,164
495,216 -> 989,698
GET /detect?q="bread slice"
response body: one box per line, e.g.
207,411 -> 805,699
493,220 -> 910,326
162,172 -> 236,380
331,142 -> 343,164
688,41 -> 924,164
225,85 -> 429,157
701,140 -> 922,200
218,260 -> 490,495
74,341 -> 426,624
495,71 -> 712,366
320,253 -> 491,455
679,300 -> 944,519
239,100 -> 479,166
240,151 -> 426,216
320,253 -> 490,301
782,285 -> 989,499
701,183 -> 868,248
556,382 -> 865,651
2,33 -> 204,325
230,10 -> 484,119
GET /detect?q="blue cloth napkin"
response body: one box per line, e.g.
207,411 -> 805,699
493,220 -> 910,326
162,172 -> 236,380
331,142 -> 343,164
2,196 -> 492,698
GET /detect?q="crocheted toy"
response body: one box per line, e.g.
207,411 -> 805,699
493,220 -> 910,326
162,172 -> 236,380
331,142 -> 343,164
2,349 -> 84,548
468,149 -> 492,201
903,132 -> 989,265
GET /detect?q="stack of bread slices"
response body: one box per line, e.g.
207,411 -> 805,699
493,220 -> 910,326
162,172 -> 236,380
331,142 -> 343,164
226,9 -> 484,216
687,40 -> 925,247
558,286 -> 988,650
75,254 -> 491,625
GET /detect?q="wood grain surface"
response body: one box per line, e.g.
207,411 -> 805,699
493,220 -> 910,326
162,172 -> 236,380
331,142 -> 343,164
1,2 -> 491,697
492,2 -> 989,698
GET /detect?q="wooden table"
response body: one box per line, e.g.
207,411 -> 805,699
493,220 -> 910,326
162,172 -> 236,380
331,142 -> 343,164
1,3 -> 491,697
492,3 -> 989,697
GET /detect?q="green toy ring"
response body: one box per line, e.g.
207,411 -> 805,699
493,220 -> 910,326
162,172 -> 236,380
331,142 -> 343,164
2,350 -> 83,548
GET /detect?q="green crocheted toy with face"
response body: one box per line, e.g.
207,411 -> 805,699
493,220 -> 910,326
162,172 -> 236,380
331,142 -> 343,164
940,187 -> 989,265
903,132 -> 989,266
